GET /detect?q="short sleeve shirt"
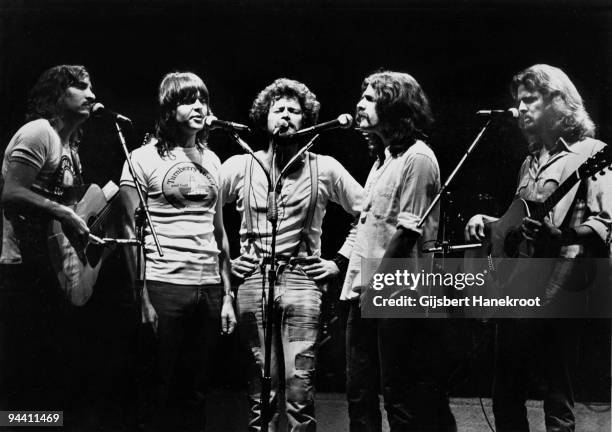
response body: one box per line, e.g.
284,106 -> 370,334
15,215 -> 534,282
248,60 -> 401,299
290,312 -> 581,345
120,142 -> 222,285
1,119 -> 79,264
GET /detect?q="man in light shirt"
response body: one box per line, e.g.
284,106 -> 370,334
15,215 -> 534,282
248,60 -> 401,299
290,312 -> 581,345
342,71 -> 456,431
465,64 -> 612,432
221,78 -> 363,431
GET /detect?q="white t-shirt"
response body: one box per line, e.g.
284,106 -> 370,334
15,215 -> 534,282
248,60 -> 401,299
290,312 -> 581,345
1,119 -> 79,264
120,142 -> 222,285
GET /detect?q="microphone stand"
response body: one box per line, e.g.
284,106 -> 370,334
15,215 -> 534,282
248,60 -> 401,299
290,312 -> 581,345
114,122 -> 163,308
229,131 -> 319,432
417,120 -> 493,257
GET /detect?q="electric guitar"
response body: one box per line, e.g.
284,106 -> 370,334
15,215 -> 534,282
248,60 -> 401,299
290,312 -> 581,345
464,145 -> 612,305
47,181 -> 119,306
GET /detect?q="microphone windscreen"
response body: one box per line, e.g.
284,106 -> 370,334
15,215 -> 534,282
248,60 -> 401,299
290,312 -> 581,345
91,102 -> 105,115
204,115 -> 218,127
338,113 -> 353,128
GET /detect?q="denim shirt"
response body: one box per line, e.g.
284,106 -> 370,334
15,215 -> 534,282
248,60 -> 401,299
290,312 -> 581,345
341,141 -> 440,300
516,137 -> 612,258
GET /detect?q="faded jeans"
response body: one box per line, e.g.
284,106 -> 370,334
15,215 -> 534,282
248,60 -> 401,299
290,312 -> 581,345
237,265 -> 322,432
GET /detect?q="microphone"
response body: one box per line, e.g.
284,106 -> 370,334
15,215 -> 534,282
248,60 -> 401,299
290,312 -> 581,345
273,120 -> 289,136
204,116 -> 250,133
91,103 -> 132,123
294,114 -> 353,137
476,108 -> 519,119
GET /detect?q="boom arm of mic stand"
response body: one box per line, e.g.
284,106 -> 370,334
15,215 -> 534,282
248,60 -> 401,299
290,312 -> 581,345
277,134 -> 320,189
417,120 -> 491,229
229,132 -> 272,187
115,122 -> 164,257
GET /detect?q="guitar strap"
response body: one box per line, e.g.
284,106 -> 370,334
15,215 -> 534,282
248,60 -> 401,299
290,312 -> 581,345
551,139 -> 602,226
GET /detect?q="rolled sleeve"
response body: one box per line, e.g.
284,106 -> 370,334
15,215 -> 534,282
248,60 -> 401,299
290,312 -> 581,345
397,211 -> 423,235
396,153 -> 439,235
581,170 -> 612,244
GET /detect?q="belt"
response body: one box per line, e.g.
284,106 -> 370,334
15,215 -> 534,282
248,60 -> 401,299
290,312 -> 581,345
261,255 -> 313,266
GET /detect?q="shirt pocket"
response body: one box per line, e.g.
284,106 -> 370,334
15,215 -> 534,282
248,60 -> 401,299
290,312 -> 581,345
370,183 -> 397,220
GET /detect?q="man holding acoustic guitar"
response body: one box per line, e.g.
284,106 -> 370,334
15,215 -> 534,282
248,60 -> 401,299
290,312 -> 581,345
0,65 -> 97,419
465,64 -> 612,432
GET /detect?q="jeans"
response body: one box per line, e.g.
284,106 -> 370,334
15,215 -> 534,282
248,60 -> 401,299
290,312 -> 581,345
144,281 -> 223,432
237,265 -> 322,432
493,319 -> 579,432
346,301 -> 456,432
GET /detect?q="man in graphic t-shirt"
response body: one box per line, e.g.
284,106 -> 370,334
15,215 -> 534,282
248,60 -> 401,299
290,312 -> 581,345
119,72 -> 235,432
0,65 -> 95,413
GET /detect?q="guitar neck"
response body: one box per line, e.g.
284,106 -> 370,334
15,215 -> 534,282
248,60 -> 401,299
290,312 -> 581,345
536,171 -> 580,220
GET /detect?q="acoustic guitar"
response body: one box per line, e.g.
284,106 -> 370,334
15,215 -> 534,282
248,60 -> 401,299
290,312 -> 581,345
464,145 -> 611,314
47,181 -> 119,306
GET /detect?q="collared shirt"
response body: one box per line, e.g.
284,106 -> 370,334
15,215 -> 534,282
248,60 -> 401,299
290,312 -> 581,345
341,141 -> 440,300
220,151 -> 363,259
515,137 -> 611,258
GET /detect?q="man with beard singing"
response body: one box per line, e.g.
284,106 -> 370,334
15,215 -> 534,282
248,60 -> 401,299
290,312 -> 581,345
220,78 -> 363,431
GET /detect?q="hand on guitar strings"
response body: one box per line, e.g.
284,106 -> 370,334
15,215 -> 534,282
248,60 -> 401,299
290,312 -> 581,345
520,216 -> 562,249
464,214 -> 488,241
60,208 -> 91,261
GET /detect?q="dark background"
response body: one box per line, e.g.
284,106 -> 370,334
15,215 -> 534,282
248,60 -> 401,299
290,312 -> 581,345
0,0 -> 610,401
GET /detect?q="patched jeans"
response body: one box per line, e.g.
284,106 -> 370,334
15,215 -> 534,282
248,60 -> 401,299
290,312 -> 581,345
237,265 -> 322,432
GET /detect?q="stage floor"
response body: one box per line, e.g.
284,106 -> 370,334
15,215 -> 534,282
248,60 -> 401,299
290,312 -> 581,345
207,391 -> 611,432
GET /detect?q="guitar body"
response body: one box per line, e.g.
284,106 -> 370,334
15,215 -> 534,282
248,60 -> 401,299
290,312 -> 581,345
463,144 -> 612,316
47,183 -> 117,306
463,198 -> 556,316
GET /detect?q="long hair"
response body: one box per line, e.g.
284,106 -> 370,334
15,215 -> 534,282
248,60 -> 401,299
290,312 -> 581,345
363,71 -> 433,156
25,64 -> 90,147
155,72 -> 210,157
249,78 -> 320,131
510,64 -> 595,142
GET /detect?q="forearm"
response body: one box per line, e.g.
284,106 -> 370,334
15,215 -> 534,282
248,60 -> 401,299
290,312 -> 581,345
2,184 -> 73,221
218,233 -> 233,297
118,186 -> 140,284
213,202 -> 233,298
382,227 -> 419,260
561,225 -> 603,248
373,227 -> 420,275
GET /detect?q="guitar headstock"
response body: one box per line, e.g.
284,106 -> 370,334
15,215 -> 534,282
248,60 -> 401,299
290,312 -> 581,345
578,145 -> 612,180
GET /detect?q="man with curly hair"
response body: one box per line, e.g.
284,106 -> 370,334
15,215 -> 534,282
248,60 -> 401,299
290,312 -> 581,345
220,78 -> 363,431
465,64 -> 612,432
341,71 -> 456,431
0,65 -> 95,413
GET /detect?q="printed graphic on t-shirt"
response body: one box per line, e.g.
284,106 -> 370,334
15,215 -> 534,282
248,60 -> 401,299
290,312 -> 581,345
162,161 -> 218,209
50,154 -> 76,197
